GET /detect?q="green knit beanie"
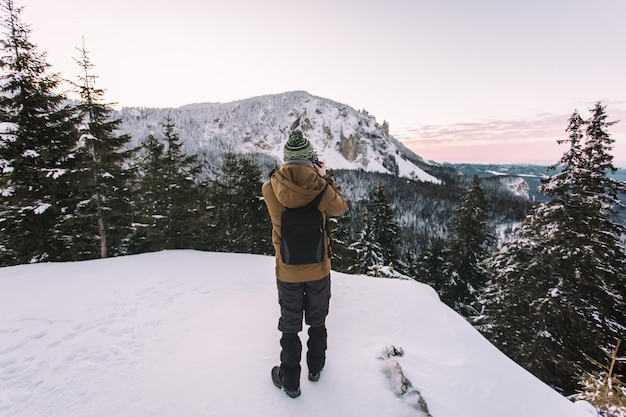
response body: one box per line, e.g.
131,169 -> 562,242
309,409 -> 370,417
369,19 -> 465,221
283,130 -> 316,161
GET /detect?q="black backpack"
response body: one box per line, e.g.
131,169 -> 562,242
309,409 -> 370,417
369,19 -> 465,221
280,185 -> 327,265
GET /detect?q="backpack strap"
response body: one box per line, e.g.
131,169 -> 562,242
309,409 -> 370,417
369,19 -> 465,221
306,184 -> 328,210
310,184 -> 332,259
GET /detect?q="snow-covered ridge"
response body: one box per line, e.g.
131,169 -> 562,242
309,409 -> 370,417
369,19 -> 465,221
0,251 -> 594,417
496,176 -> 530,199
117,91 -> 440,183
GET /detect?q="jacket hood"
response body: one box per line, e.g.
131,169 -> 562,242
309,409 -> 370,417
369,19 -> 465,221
270,161 -> 327,209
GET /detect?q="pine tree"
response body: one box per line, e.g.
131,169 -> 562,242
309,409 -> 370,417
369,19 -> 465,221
62,39 -> 136,259
482,104 -> 626,394
232,155 -> 272,254
0,0 -> 80,265
328,209 -> 357,273
206,152 -> 243,252
159,115 -> 202,249
444,175 -> 494,315
577,103 -> 626,279
130,132 -> 166,252
130,116 -> 202,252
206,152 -> 270,254
350,214 -> 385,274
414,238 -> 455,295
368,181 -> 401,265
350,182 -> 402,276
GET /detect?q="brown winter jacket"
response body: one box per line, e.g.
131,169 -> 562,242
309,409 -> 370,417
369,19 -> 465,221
261,160 -> 348,283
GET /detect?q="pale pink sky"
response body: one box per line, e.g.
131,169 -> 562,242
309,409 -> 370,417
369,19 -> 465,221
393,105 -> 626,166
19,0 -> 626,167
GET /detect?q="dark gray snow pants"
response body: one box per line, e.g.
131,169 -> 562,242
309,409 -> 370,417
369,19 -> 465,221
276,274 -> 330,389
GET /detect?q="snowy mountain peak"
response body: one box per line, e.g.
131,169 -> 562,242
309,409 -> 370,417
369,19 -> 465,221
118,91 -> 440,183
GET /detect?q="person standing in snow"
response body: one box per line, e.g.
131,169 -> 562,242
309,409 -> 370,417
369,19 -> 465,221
262,130 -> 348,398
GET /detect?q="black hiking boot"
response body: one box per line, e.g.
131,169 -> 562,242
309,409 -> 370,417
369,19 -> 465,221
272,366 -> 301,398
308,371 -> 320,382
308,367 -> 323,382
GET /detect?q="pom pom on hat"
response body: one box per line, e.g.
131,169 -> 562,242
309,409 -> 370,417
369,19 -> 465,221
283,130 -> 316,161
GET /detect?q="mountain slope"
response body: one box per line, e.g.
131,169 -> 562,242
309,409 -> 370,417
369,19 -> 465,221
117,91 -> 440,183
0,251 -> 594,417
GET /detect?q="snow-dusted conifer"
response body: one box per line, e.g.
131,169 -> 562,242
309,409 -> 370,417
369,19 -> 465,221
63,40 -> 136,259
350,214 -> 385,274
130,116 -> 202,252
367,181 -> 401,265
160,115 -> 202,249
0,0 -> 79,265
206,152 -> 270,254
444,175 -> 494,316
482,104 -> 626,394
233,155 -> 272,254
414,238 -> 455,287
350,182 -> 402,276
130,131 -> 167,252
328,210 -> 357,273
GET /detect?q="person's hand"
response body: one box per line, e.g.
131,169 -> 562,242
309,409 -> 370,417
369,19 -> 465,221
314,160 -> 327,177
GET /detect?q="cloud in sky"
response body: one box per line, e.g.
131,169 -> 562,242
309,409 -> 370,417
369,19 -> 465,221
393,105 -> 626,167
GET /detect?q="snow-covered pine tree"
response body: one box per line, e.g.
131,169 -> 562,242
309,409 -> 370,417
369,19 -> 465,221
413,237 -> 455,289
130,131 -> 167,252
234,155 -> 272,255
63,40 -> 136,259
574,102 -> 626,386
445,175 -> 494,316
206,152 -> 270,254
0,0 -> 80,265
367,181 -> 401,266
205,151 -> 243,253
328,209 -> 357,273
482,104 -> 626,394
159,115 -> 202,249
130,116 -> 202,252
350,182 -> 403,277
350,214 -> 385,275
577,102 -> 626,281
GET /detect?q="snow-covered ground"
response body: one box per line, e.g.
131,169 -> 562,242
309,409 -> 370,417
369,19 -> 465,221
0,250 -> 596,417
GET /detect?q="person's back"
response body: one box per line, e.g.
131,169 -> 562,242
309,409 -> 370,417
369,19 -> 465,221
261,130 -> 347,398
